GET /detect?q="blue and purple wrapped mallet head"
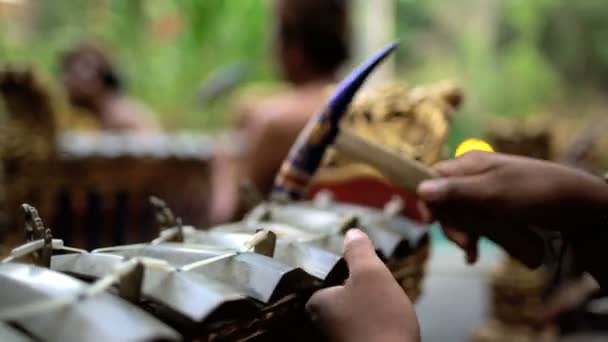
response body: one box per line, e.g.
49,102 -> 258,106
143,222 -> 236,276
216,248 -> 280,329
272,41 -> 399,200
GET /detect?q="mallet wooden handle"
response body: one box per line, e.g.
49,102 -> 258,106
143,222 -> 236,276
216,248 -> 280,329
334,129 -> 437,193
334,129 -> 545,269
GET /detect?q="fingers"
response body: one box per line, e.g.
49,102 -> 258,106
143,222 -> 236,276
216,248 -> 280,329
465,234 -> 479,264
433,200 -> 544,268
432,151 -> 496,177
483,223 -> 544,269
442,226 -> 479,264
417,200 -> 433,223
441,226 -> 468,249
417,178 -> 448,202
306,286 -> 345,325
417,175 -> 496,205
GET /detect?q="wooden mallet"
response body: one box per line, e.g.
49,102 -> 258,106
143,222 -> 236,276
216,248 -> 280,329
272,41 -> 545,269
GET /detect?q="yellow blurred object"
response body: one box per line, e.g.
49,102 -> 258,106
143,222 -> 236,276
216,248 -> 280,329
455,138 -> 494,157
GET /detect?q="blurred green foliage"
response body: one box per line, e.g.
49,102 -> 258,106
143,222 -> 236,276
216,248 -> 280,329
0,0 -> 273,130
2,0 -> 608,140
396,0 -> 608,151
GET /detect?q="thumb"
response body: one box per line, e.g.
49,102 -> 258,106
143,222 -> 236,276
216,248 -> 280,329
343,229 -> 383,274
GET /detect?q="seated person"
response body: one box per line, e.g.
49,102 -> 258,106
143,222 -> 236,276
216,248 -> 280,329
308,151 -> 608,342
209,0 -> 350,223
60,42 -> 159,132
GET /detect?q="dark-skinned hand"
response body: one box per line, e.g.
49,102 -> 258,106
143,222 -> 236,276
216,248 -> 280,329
417,151 -> 608,285
307,229 -> 420,342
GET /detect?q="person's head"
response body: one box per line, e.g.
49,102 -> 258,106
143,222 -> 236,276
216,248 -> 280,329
275,0 -> 350,85
60,43 -> 121,108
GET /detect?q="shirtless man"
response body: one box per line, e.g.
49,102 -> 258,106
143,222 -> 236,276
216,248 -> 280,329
61,43 -> 159,132
308,151 -> 608,341
209,0 -> 350,223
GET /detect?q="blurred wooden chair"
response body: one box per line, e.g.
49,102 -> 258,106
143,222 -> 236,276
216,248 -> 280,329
0,69 -> 215,250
